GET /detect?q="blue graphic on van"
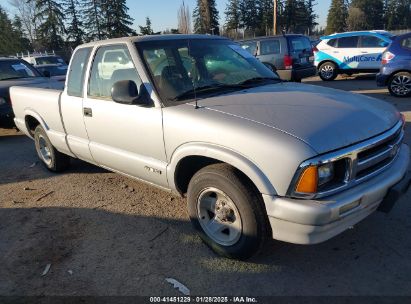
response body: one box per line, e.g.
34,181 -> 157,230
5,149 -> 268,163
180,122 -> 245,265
343,54 -> 382,63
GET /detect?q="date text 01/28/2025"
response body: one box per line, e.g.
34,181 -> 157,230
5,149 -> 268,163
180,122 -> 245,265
149,296 -> 258,303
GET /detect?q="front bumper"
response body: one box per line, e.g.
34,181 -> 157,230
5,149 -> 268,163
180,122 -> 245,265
263,144 -> 410,245
277,66 -> 317,81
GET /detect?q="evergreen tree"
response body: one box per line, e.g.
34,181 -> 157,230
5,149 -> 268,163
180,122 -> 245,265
0,6 -> 31,55
13,16 -> 31,51
325,0 -> 348,34
34,0 -> 65,50
139,17 -> 154,35
259,0 -> 274,35
239,0 -> 259,33
350,0 -> 384,29
102,0 -> 134,38
225,0 -> 241,31
82,0 -> 102,41
385,0 -> 411,30
305,0 -> 318,34
63,0 -> 84,46
193,0 -> 220,35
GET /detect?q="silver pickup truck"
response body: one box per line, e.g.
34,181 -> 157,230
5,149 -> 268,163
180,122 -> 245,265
11,35 -> 410,259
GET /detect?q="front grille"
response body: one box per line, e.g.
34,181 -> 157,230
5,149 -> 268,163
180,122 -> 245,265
355,127 -> 403,181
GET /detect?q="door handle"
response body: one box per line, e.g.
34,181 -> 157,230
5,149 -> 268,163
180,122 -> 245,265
361,51 -> 368,54
83,107 -> 93,117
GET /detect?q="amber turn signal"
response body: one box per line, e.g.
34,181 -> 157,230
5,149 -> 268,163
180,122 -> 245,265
296,166 -> 318,194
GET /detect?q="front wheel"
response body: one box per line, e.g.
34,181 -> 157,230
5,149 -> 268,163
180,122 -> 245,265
388,72 -> 411,97
319,62 -> 338,81
34,125 -> 70,172
187,163 -> 270,259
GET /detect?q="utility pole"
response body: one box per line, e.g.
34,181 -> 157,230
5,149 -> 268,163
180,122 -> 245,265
273,0 -> 277,35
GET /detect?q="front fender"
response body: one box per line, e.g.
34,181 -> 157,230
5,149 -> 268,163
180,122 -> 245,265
167,142 -> 277,195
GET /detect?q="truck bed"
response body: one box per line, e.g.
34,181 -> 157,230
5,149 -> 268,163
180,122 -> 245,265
11,86 -> 71,156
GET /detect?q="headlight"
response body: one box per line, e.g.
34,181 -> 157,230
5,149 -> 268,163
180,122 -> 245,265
293,159 -> 348,196
318,163 -> 334,186
0,97 -> 6,105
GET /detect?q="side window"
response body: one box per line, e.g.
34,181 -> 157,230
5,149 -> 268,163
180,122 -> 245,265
360,36 -> 387,48
337,36 -> 359,48
240,41 -> 257,55
260,40 -> 280,55
88,45 -> 142,99
67,47 -> 92,97
401,37 -> 411,49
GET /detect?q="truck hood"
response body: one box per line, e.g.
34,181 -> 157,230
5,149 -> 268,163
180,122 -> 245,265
192,83 -> 399,154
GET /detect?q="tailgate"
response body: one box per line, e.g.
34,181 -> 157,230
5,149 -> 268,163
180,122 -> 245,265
288,36 -> 314,69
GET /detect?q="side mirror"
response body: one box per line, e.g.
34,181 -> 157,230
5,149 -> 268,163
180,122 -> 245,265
111,80 -> 150,106
43,70 -> 51,78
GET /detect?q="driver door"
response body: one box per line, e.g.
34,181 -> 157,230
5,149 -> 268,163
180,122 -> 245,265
82,44 -> 168,188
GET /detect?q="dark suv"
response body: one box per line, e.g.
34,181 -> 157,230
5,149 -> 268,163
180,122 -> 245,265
377,32 -> 411,97
0,58 -> 63,128
239,34 -> 316,82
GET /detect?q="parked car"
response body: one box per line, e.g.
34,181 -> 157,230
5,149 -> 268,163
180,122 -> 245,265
239,34 -> 317,82
20,53 -> 67,67
0,58 -> 64,128
377,32 -> 411,97
315,31 -> 394,81
11,35 -> 410,259
36,64 -> 67,82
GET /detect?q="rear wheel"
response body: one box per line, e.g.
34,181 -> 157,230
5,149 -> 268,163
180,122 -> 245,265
319,62 -> 338,81
34,125 -> 70,172
187,163 -> 270,259
388,72 -> 411,97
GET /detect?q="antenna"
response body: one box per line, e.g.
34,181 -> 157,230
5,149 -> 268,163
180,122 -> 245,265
187,39 -> 199,109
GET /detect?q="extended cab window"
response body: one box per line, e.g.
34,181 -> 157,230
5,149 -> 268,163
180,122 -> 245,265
88,45 -> 141,99
260,40 -> 280,55
337,36 -> 359,48
67,47 -> 92,97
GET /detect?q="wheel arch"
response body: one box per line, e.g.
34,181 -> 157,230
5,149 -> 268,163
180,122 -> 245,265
317,59 -> 339,70
168,143 -> 277,197
24,110 -> 49,137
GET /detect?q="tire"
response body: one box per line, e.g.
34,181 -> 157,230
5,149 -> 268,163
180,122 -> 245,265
318,62 -> 338,81
34,125 -> 70,172
388,72 -> 411,98
263,62 -> 280,78
187,163 -> 270,259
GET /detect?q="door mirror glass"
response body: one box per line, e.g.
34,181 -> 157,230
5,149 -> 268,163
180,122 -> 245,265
42,70 -> 51,78
111,80 -> 139,105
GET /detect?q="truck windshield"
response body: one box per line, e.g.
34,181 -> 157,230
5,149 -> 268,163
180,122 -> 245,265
137,39 -> 280,104
0,60 -> 41,81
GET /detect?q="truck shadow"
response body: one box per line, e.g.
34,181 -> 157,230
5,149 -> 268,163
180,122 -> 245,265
0,203 -> 410,296
0,134 -> 107,186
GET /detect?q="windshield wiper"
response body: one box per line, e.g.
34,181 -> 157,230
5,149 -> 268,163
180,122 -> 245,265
170,83 -> 242,101
237,77 -> 282,86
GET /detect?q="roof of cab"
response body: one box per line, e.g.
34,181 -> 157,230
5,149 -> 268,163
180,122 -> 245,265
78,34 -> 229,49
